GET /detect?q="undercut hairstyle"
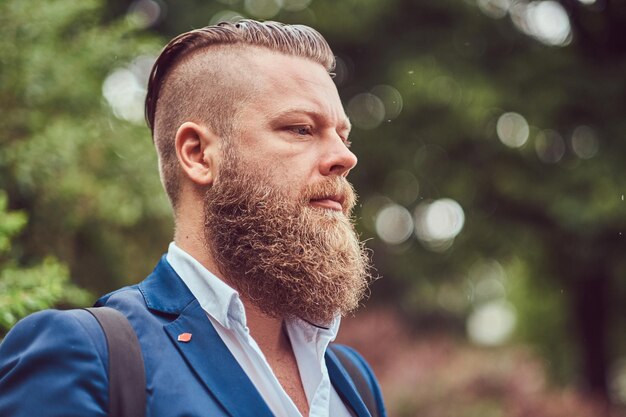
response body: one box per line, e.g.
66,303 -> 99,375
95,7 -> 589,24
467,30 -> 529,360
144,20 -> 336,210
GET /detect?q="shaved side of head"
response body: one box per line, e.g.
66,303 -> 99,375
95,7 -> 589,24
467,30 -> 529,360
153,47 -> 253,206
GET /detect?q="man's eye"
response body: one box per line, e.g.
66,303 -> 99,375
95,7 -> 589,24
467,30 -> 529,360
290,126 -> 312,136
342,139 -> 352,149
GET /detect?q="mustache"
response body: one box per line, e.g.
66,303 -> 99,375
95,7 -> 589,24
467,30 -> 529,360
301,176 -> 357,214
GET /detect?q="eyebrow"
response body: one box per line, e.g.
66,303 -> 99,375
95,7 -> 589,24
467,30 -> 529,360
271,108 -> 352,133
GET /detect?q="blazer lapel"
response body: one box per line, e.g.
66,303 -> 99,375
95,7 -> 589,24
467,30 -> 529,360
139,257 -> 274,417
326,349 -> 372,417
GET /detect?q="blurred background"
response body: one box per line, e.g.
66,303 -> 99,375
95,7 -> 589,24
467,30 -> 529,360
1,0 -> 626,415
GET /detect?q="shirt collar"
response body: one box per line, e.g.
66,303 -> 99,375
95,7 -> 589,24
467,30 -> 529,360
166,242 -> 245,330
288,316 -> 340,344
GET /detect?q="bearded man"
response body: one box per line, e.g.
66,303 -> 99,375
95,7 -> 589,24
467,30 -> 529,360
0,20 -> 385,417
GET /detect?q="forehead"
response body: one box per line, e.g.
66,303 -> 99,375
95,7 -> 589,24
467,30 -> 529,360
237,48 -> 348,124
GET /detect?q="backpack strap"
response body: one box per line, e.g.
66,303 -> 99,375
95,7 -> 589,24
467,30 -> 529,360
329,344 -> 380,417
85,307 -> 146,417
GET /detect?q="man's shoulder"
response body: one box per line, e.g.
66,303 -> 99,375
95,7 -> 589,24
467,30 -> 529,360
1,283 -> 147,353
328,343 -> 379,385
1,308 -> 107,356
328,343 -> 387,417
0,309 -> 109,416
95,283 -> 144,308
329,344 -> 375,374
0,280 -> 161,417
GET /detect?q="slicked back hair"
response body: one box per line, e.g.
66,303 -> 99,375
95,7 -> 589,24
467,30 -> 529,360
145,20 -> 336,210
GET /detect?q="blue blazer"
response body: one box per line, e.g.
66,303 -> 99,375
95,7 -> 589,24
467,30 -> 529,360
0,256 -> 386,417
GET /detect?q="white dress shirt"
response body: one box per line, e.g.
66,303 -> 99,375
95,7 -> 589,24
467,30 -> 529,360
166,242 -> 353,417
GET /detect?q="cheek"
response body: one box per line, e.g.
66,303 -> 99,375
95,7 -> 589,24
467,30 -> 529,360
263,152 -> 315,181
243,143 -> 321,196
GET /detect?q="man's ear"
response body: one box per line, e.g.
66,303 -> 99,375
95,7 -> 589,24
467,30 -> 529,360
175,122 -> 220,186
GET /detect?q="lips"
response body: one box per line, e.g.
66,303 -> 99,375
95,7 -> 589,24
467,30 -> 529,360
309,194 -> 345,211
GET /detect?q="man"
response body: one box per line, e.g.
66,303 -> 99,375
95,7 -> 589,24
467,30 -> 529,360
0,20 -> 385,417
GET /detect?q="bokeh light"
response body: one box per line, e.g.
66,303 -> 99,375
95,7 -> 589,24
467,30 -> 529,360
511,1 -> 572,47
414,198 -> 465,251
210,10 -> 245,25
475,278 -> 506,301
333,56 -> 352,87
528,1 -> 572,46
535,129 -> 566,163
609,358 -> 626,404
467,300 -> 517,346
361,195 -> 393,232
497,112 -> 529,148
128,0 -> 164,28
347,93 -> 386,130
469,259 -> 507,283
375,204 -> 414,245
571,125 -> 599,159
102,68 -> 144,122
468,259 -> 508,303
477,0 -> 512,19
370,85 -> 403,120
282,0 -> 312,12
103,55 -> 156,124
244,0 -> 282,19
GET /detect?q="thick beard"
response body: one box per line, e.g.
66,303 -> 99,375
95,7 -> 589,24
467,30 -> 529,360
203,148 -> 372,326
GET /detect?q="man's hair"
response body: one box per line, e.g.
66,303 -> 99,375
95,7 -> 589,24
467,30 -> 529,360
144,20 -> 336,209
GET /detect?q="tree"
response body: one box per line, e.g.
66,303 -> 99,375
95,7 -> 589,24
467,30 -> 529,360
0,191 -> 90,334
0,0 -> 172,309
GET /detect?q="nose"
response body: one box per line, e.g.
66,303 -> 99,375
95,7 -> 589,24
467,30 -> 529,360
319,134 -> 358,177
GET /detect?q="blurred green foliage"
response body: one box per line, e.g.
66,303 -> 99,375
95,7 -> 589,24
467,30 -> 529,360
0,0 -> 173,301
0,191 -> 91,332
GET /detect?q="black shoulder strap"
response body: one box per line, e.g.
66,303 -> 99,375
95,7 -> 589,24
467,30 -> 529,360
85,307 -> 146,417
329,344 -> 379,417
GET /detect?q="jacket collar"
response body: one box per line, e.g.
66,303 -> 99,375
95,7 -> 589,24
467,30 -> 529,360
137,256 -> 371,417
138,255 -> 196,314
326,349 -> 374,417
138,256 -> 274,417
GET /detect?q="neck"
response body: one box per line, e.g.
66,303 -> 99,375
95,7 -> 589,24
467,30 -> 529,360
244,302 -> 291,356
173,202 -> 222,279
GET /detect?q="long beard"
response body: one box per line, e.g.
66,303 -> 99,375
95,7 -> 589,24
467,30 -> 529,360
203,148 -> 372,325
